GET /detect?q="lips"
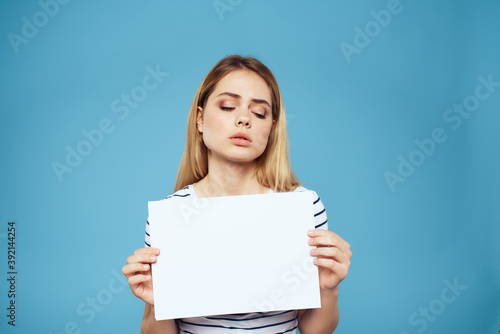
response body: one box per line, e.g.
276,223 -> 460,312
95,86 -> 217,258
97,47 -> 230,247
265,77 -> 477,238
230,132 -> 251,142
230,132 -> 252,146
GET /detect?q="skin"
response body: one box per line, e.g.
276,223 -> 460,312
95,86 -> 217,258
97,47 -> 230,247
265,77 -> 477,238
194,69 -> 277,197
122,69 -> 352,334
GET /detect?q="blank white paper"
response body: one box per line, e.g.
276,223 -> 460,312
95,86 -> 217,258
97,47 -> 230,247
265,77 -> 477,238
148,191 -> 320,320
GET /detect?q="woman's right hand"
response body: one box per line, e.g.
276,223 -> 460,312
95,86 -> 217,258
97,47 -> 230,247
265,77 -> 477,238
122,247 -> 159,306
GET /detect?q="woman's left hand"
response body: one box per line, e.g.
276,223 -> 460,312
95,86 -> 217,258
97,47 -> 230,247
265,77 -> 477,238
308,229 -> 352,291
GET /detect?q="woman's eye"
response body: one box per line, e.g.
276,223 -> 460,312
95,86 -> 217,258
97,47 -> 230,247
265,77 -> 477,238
220,106 -> 235,111
253,112 -> 266,119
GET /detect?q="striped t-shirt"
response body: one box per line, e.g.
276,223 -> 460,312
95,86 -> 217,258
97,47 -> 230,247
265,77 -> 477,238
145,184 -> 329,334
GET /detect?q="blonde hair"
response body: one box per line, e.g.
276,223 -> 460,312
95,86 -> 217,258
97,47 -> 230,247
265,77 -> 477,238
174,55 -> 300,192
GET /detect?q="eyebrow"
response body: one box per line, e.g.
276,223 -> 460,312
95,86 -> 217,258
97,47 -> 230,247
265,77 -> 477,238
216,92 -> 271,108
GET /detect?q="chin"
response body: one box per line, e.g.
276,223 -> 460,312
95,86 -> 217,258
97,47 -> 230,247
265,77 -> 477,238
223,153 -> 262,165
207,146 -> 266,165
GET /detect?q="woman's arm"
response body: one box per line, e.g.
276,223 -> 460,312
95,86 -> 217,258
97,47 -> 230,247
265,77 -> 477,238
122,247 -> 179,333
297,287 -> 339,333
297,229 -> 351,333
141,304 -> 178,334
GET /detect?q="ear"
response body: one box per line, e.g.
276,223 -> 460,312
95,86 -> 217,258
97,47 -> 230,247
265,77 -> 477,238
196,106 -> 203,133
272,119 -> 276,131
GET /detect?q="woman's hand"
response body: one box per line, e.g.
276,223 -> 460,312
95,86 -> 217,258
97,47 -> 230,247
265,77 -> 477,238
308,229 -> 351,291
122,247 -> 159,306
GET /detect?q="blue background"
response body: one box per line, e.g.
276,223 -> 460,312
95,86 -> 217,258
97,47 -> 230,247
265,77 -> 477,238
1,0 -> 499,333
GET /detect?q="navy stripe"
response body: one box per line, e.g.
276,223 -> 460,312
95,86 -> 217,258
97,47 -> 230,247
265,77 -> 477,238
146,220 -> 149,225
314,208 -> 325,217
179,317 -> 295,330
276,325 -> 298,334
204,310 -> 292,321
313,197 -> 320,205
315,219 -> 327,229
172,193 -> 191,198
163,193 -> 190,200
181,330 -> 195,334
144,241 -> 151,247
145,231 -> 150,237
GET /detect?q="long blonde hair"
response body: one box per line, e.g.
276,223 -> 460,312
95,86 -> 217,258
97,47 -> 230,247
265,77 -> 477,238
174,55 -> 300,192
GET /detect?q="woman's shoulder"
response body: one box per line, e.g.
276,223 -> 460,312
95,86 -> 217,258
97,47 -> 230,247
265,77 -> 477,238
291,186 -> 328,230
144,184 -> 195,248
292,185 -> 320,200
270,185 -> 322,205
293,185 -> 313,193
160,184 -> 195,201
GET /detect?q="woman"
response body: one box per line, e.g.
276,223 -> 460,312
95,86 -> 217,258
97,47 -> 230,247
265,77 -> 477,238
122,55 -> 352,333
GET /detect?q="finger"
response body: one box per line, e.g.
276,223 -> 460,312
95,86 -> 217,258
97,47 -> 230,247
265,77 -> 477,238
127,253 -> 158,265
122,263 -> 151,277
128,273 -> 152,287
134,247 -> 160,255
309,235 -> 349,255
308,230 -> 350,249
314,257 -> 350,280
310,246 -> 348,263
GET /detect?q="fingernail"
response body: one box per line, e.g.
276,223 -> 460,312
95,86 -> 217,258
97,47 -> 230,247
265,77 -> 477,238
307,230 -> 314,236
143,264 -> 149,269
150,255 -> 156,260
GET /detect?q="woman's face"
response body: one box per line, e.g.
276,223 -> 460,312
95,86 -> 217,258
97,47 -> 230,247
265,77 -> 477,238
197,69 -> 276,166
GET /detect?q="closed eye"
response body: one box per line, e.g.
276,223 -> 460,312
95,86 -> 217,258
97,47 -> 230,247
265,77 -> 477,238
220,106 -> 266,119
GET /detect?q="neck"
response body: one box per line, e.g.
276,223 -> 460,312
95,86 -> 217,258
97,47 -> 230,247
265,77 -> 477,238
195,159 -> 267,197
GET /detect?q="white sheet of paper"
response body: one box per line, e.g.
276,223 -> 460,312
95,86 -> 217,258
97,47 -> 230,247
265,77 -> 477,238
148,191 -> 320,320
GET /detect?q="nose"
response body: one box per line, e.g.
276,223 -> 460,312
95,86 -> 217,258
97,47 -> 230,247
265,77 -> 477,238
235,110 -> 251,128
